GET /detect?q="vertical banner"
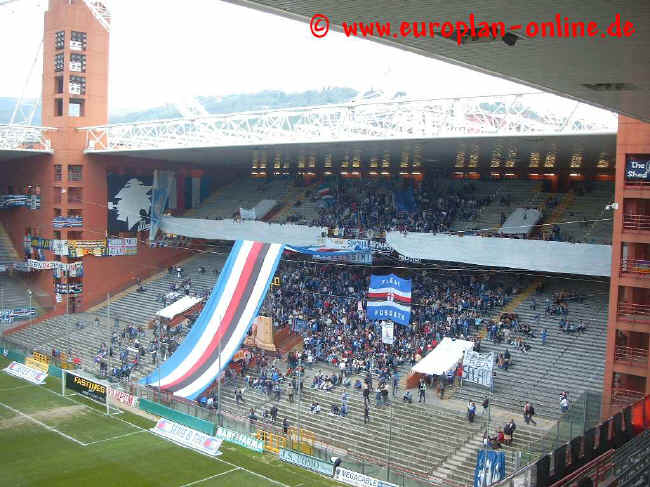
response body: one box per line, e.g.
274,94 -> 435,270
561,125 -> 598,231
474,450 -> 506,487
381,321 -> 394,345
462,351 -> 495,388
191,177 -> 201,210
149,170 -> 175,242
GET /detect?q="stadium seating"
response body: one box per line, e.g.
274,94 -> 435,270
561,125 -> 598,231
451,180 -> 541,234
6,251 -> 224,381
455,280 -> 609,420
0,222 -> 39,327
185,178 -> 291,220
220,364 -> 547,485
560,182 -> 614,244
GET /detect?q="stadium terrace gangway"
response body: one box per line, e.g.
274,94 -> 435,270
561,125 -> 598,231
0,125 -> 55,152
80,93 -> 618,153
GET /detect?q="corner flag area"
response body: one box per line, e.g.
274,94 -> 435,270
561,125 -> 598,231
0,356 -> 339,487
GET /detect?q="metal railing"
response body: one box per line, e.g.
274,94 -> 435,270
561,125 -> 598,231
614,345 -> 649,366
616,302 -> 650,322
624,179 -> 650,188
620,258 -> 650,276
622,213 -> 650,232
610,388 -> 646,408
0,124 -> 55,152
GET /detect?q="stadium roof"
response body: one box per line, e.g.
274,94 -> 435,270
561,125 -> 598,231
90,132 -> 616,170
224,0 -> 650,122
0,125 -> 55,161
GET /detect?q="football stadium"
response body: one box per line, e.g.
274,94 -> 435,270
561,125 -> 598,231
1,1 -> 649,486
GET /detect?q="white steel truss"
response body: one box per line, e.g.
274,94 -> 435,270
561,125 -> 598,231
81,93 -> 618,153
0,125 -> 55,152
82,0 -> 111,32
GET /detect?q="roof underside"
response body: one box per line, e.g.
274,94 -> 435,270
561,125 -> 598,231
0,149 -> 50,163
224,0 -> 650,122
89,133 -> 616,169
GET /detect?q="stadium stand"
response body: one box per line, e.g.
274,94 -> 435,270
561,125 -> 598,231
455,279 -> 609,419
560,182 -> 614,244
0,223 -> 39,327
6,251 -> 225,381
184,178 -> 290,220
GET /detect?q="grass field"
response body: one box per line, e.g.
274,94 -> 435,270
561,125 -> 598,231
0,356 -> 341,487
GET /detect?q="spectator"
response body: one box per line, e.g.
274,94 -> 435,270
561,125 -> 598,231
523,402 -> 537,425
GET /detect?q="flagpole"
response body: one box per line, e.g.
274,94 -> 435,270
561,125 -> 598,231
217,314 -> 222,427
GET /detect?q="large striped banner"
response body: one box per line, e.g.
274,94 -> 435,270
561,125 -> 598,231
141,240 -> 284,399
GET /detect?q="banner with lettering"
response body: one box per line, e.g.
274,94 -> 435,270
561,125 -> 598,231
279,449 -> 334,476
625,155 -> 650,181
108,238 -> 138,256
367,274 -> 412,326
151,419 -> 222,456
65,372 -> 107,403
216,426 -> 263,452
462,351 -> 495,388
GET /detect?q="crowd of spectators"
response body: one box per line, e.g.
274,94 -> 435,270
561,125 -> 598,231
305,177 -> 497,236
222,260 -> 528,421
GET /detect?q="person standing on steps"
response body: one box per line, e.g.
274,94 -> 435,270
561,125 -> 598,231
523,401 -> 537,425
418,378 -> 426,403
481,397 -> 489,416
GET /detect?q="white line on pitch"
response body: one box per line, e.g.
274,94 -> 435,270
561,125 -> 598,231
179,467 -> 241,487
37,383 -> 290,487
0,384 -> 37,392
0,400 -> 87,446
84,430 -> 146,445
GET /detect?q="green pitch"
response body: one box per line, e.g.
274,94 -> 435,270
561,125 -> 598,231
0,356 -> 340,487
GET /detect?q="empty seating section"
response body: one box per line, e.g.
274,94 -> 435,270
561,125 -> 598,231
185,178 -> 290,219
450,180 -> 540,233
560,182 -> 614,244
455,280 -> 609,419
0,222 -> 38,327
6,252 -> 224,381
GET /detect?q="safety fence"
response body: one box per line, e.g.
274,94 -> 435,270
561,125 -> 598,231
491,393 -> 650,487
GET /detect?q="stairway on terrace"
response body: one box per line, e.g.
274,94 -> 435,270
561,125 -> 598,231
271,184 -> 321,225
455,279 -> 609,420
222,362 -> 548,485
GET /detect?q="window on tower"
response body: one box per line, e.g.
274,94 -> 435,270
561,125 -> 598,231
55,31 -> 65,50
55,53 -> 64,72
69,76 -> 86,96
55,76 -> 64,94
70,31 -> 87,51
70,54 -> 86,73
69,99 -> 85,117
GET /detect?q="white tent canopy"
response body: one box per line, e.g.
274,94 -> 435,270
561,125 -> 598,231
156,296 -> 202,320
411,337 -> 474,376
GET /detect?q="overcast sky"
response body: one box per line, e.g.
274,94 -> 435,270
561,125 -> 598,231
1,0 -> 535,113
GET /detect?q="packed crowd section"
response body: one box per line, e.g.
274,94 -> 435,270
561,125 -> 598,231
302,176 -> 497,236
257,260 -> 522,389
